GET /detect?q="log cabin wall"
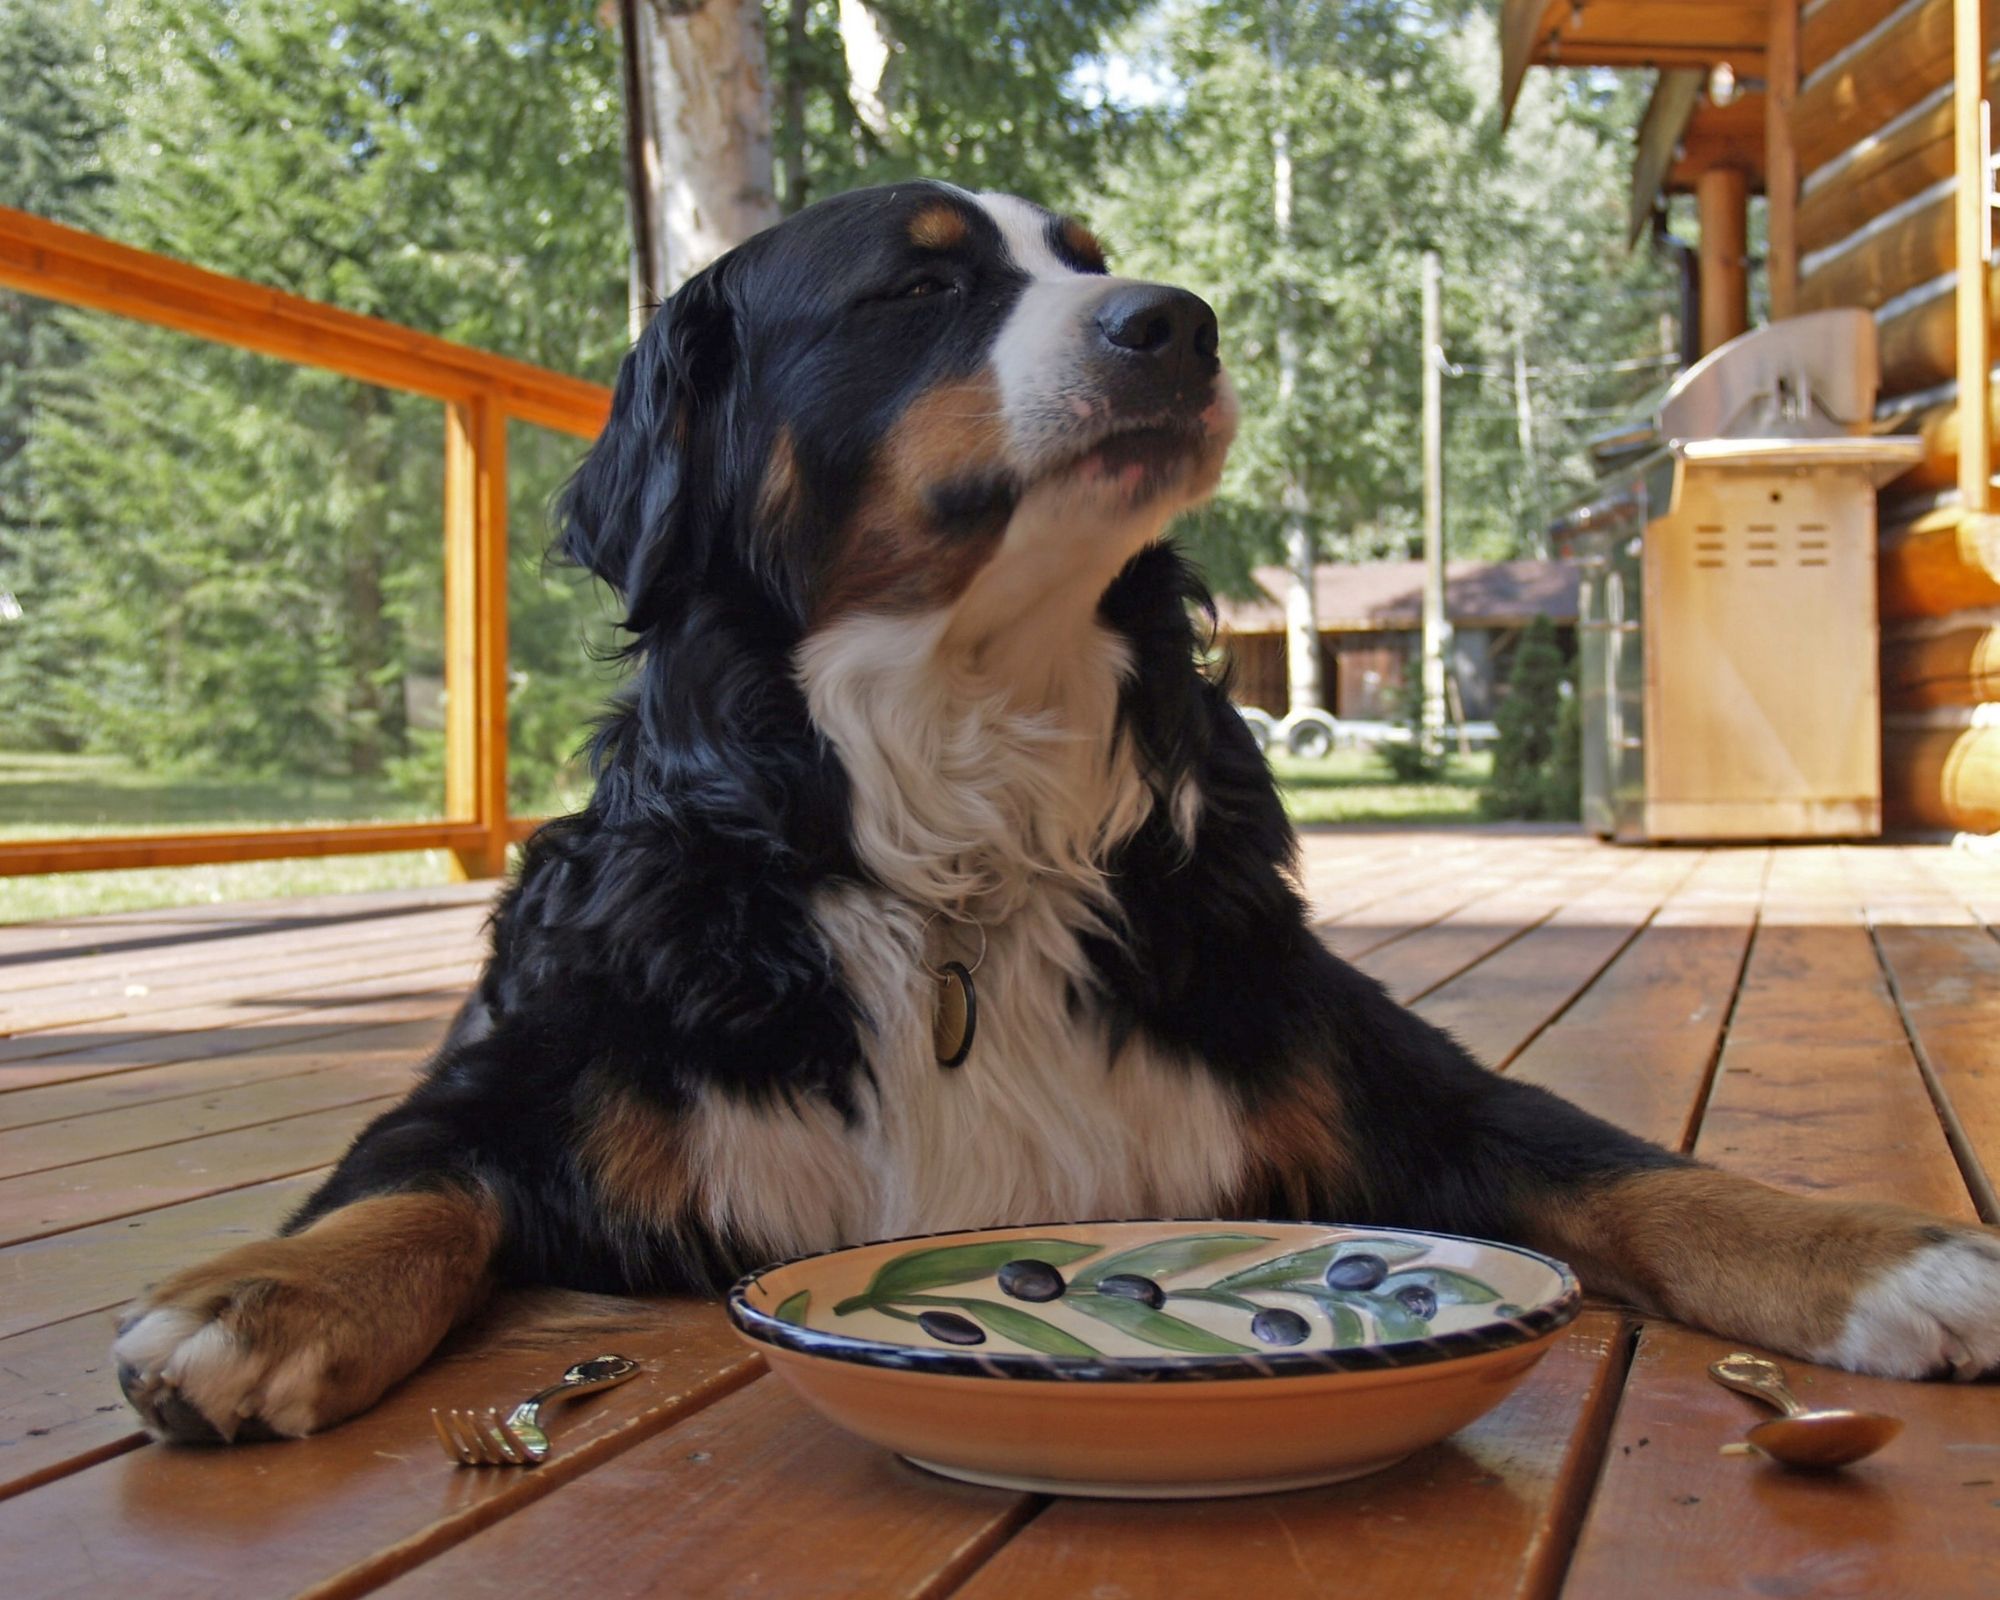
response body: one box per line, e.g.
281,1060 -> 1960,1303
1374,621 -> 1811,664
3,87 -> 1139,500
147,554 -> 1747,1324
1791,0 -> 2000,831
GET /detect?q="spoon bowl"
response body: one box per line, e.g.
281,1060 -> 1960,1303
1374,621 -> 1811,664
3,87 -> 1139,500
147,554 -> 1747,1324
1709,1352 -> 1901,1471
1745,1409 -> 1904,1470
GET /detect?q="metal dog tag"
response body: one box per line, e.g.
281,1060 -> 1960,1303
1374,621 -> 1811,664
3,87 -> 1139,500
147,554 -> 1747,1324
933,961 -> 976,1068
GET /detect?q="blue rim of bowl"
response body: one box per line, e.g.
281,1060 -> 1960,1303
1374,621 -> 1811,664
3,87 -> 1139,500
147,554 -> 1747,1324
725,1219 -> 1582,1384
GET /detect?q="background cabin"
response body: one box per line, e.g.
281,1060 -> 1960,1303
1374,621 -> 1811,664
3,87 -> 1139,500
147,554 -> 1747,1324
1502,0 -> 2000,834
1216,560 -> 1580,721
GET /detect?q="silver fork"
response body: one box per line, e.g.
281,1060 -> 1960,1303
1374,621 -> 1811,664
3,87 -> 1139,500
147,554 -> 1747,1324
431,1354 -> 641,1467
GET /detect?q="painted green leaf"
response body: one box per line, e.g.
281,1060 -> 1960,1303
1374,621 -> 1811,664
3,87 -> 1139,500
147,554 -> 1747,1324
1069,1292 -> 1256,1354
1355,1293 -> 1430,1343
834,1238 -> 1099,1314
1069,1232 -> 1273,1290
1380,1267 -> 1500,1306
1207,1236 -> 1429,1292
896,1295 -> 1102,1357
774,1289 -> 811,1326
1169,1287 -> 1264,1314
1285,1288 -> 1368,1347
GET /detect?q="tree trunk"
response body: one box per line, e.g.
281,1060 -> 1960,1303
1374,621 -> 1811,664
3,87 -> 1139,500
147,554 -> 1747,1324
781,0 -> 810,211
622,0 -> 780,307
1268,6 -> 1322,717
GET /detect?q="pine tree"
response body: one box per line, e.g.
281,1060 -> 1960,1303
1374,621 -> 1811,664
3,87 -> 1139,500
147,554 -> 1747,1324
1480,613 -> 1565,819
0,0 -> 113,750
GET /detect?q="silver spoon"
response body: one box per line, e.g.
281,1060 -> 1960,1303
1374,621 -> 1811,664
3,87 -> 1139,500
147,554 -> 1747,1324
1709,1352 -> 1902,1469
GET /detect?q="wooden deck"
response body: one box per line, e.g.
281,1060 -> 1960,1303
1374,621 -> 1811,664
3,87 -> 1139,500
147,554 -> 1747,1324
3,829 -> 1999,1598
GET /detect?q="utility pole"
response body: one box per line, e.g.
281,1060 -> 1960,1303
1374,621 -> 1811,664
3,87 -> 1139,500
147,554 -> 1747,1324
1420,250 -> 1448,749
1270,3 -> 1323,717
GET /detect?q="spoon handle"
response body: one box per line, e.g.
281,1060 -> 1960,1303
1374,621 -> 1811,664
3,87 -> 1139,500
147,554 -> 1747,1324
1709,1352 -> 1809,1419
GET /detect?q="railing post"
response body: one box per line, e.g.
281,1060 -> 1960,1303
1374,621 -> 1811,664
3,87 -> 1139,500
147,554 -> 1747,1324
1957,0 -> 1994,514
1766,0 -> 1799,321
443,395 -> 511,879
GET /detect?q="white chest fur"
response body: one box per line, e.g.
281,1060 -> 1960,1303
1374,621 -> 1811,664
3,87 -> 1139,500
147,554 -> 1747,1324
680,606 -> 1246,1259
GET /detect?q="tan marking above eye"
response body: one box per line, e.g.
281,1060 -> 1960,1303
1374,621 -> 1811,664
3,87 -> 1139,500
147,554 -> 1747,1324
1058,217 -> 1107,273
908,203 -> 972,252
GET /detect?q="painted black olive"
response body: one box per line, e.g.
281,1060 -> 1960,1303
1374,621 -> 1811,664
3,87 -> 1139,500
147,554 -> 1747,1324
1324,1252 -> 1389,1291
1250,1308 -> 1311,1347
1394,1283 -> 1439,1319
997,1259 -> 1066,1303
916,1310 -> 985,1346
1097,1273 -> 1165,1309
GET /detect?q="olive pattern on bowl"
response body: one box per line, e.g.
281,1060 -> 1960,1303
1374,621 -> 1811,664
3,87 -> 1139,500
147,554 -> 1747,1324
818,1231 -> 1514,1356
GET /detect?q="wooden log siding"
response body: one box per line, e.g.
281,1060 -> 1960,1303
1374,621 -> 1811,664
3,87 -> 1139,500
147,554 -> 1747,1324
1883,617 -> 2000,706
1802,0 -> 1913,80
1793,0 -> 1989,178
1880,505 -> 2000,618
1798,185 -> 1952,316
0,205 -> 614,881
1884,724 -> 2000,830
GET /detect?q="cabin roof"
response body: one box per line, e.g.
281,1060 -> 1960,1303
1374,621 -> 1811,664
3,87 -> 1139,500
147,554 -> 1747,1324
1215,560 -> 1582,636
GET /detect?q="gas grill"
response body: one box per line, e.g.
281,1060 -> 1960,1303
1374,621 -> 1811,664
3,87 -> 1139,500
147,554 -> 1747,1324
1551,310 -> 1924,842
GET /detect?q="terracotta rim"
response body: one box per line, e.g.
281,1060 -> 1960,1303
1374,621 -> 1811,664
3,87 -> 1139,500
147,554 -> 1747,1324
726,1219 -> 1582,1384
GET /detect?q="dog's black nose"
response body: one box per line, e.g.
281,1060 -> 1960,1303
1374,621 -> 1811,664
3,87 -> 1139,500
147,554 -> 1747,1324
1095,285 -> 1219,377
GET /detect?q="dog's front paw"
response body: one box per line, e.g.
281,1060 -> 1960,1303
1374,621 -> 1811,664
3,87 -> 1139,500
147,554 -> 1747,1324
115,1266 -> 345,1444
1818,1226 -> 2000,1380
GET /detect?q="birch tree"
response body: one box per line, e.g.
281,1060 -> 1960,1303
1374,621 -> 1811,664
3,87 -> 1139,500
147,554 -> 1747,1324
620,0 -> 782,307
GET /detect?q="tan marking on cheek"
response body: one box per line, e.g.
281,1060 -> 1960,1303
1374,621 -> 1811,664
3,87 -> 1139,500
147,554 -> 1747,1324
1226,1069 -> 1353,1219
815,372 -> 1014,621
1058,218 -> 1107,273
909,203 -> 972,251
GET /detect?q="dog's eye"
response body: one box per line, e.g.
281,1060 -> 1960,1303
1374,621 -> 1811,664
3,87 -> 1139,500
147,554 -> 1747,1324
901,275 -> 953,299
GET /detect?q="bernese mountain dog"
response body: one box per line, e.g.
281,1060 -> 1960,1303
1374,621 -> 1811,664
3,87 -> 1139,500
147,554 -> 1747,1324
115,183 -> 2000,1444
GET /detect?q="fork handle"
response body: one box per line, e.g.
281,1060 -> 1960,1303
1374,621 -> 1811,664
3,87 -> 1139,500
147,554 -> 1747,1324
507,1354 -> 641,1426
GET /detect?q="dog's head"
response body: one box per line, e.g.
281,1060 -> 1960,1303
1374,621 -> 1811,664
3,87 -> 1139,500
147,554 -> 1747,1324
561,182 -> 1236,645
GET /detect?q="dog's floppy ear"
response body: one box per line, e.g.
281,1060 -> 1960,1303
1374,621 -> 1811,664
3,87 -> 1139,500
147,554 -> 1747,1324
559,261 -> 740,629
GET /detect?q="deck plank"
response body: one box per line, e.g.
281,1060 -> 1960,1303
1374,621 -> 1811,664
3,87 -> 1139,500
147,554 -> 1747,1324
0,1048 -> 420,1180
1413,848 -> 1706,1069
938,1312 -> 1630,1600
1354,849 -> 1639,1003
0,1295 -> 759,1600
0,903 -> 485,1034
368,1375 -> 1040,1600
0,1013 -> 450,1136
1508,849 -> 1764,1150
0,957 -> 480,1091
0,1171 -> 319,1339
1559,844 -> 2000,1598
0,1098 -> 391,1246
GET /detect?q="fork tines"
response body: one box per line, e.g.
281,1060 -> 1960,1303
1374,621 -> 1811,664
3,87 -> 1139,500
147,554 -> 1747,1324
432,1407 -> 530,1466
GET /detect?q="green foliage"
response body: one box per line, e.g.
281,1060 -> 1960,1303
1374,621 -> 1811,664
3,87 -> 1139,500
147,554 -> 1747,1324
1478,614 -> 1572,819
2,0 -> 1669,819
6,0 -> 630,794
769,0 -> 1147,211
1379,672 -> 1446,782
1086,3 -> 1672,584
0,0 -> 115,750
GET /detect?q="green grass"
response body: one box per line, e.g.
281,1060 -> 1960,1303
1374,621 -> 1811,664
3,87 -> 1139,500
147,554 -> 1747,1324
0,751 -> 461,924
1267,747 -> 1492,825
0,746 -> 1494,925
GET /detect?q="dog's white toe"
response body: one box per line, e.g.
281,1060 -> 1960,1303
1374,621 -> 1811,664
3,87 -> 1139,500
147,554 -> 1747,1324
1818,1230 -> 2000,1380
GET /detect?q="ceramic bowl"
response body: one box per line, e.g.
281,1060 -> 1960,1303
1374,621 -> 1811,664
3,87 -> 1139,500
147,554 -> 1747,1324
728,1219 -> 1580,1498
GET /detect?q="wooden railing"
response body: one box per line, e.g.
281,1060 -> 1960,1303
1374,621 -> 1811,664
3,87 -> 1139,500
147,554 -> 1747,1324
0,205 -> 613,880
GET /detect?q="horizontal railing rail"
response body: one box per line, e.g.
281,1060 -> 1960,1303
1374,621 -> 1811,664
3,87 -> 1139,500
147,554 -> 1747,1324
0,205 -> 615,882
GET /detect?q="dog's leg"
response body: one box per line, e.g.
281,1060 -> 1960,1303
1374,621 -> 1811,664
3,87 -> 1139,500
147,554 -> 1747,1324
1515,1160 -> 2000,1380
114,1175 -> 499,1442
1235,950 -> 2000,1380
